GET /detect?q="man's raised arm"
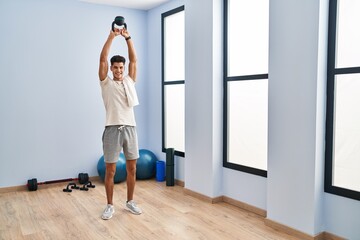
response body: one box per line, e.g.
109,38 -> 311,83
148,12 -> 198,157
121,28 -> 137,81
99,30 -> 120,81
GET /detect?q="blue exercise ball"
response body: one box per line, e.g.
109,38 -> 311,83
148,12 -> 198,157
136,149 -> 158,179
97,153 -> 127,183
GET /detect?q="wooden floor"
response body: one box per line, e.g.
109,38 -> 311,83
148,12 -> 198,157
0,179 -> 302,240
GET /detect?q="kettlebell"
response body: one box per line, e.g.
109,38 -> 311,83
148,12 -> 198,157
112,16 -> 127,31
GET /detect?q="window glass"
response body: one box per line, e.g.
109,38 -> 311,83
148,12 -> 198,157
333,74 -> 360,192
164,11 -> 185,81
336,0 -> 360,68
224,0 -> 269,176
228,0 -> 269,76
325,0 -> 360,200
228,80 -> 268,170
164,84 -> 185,152
162,6 -> 185,157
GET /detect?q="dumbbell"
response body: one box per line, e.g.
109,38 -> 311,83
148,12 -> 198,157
27,173 -> 89,191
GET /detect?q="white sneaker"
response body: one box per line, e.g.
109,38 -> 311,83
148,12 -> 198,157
101,204 -> 115,220
126,200 -> 142,215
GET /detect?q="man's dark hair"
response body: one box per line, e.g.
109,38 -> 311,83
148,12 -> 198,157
110,55 -> 126,66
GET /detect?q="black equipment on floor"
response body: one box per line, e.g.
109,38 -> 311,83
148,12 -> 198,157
166,148 -> 175,186
27,173 -> 89,191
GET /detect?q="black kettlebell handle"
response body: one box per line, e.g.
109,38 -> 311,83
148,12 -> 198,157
112,16 -> 127,32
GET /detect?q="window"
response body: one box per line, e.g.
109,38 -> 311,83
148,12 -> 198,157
162,6 -> 185,157
325,0 -> 360,200
223,0 -> 269,177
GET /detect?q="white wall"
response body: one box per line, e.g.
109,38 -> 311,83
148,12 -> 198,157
267,0 -> 325,235
325,194 -> 360,239
223,169 -> 267,210
184,0 -> 223,197
0,0 -> 148,187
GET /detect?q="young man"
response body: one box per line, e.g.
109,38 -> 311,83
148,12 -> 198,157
98,26 -> 141,220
